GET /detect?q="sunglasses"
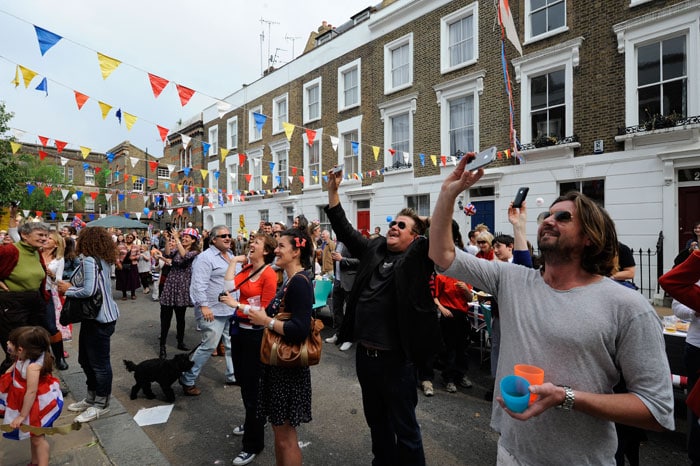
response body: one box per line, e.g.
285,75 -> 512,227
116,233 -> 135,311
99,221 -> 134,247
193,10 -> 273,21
541,211 -> 573,223
476,240 -> 488,244
389,220 -> 410,230
216,234 -> 232,239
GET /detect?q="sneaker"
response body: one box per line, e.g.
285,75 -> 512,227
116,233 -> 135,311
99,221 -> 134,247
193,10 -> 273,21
232,424 -> 245,436
446,382 -> 457,393
459,376 -> 473,388
232,451 -> 256,466
325,334 -> 338,344
75,406 -> 110,423
339,342 -> 352,351
67,399 -> 93,412
421,380 -> 434,397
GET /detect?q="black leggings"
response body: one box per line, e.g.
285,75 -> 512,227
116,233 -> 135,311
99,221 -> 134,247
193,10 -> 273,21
159,305 -> 186,345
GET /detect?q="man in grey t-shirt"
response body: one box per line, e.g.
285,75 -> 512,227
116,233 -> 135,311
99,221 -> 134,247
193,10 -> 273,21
428,158 -> 674,464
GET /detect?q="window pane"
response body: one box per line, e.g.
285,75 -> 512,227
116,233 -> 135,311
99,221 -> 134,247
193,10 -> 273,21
308,85 -> 319,119
548,70 -> 565,106
559,181 -> 577,196
531,109 -> 548,138
548,105 -> 565,139
637,42 -> 660,86
391,113 -> 409,161
392,44 -> 409,87
531,0 -> 546,10
449,16 -> 473,67
531,75 -> 547,110
449,96 -> 474,156
548,1 -> 565,30
531,10 -> 546,36
343,131 -> 359,174
662,36 -> 686,80
638,85 -> 661,120
663,79 -> 687,116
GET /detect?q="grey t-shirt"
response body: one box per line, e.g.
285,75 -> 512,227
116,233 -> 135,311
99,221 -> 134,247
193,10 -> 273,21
441,248 -> 674,465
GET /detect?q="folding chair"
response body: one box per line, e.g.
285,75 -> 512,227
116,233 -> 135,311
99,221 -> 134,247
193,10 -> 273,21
311,279 -> 334,322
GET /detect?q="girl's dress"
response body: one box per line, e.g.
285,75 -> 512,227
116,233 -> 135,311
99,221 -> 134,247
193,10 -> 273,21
0,354 -> 63,440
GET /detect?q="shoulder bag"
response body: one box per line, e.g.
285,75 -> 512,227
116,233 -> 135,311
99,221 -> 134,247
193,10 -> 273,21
60,258 -> 104,325
260,273 -> 324,368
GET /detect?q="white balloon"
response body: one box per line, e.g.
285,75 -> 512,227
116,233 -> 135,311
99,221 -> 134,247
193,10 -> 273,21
536,197 -> 545,207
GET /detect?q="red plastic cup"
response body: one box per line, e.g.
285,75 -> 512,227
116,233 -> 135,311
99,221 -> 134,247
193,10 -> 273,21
514,364 -> 544,404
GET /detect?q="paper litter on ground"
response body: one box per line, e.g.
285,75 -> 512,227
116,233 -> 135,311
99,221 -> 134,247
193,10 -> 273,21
133,404 -> 174,426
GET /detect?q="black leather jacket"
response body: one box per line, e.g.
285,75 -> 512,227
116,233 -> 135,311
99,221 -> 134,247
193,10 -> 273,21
325,203 -> 439,365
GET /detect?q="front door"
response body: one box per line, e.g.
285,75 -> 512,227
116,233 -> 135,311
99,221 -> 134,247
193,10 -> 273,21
470,200 -> 494,233
679,186 -> 700,250
356,210 -> 370,237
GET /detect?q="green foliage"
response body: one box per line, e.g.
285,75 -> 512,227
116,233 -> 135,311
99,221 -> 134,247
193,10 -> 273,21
0,102 -> 27,207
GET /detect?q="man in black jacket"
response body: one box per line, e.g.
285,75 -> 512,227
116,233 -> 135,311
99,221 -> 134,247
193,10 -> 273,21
325,170 -> 439,466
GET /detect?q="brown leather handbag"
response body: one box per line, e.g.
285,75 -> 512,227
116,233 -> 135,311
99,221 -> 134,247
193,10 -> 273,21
260,312 -> 324,367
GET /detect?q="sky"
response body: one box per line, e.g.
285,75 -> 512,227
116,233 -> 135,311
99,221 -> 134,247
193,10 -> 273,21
0,0 -> 370,157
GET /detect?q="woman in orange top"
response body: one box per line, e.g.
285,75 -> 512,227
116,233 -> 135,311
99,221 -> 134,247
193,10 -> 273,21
220,233 -> 278,465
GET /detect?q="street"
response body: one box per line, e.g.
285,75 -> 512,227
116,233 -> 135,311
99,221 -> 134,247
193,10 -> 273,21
100,293 -> 687,465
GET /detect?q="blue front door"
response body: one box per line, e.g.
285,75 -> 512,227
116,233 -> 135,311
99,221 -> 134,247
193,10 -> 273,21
470,200 -> 494,232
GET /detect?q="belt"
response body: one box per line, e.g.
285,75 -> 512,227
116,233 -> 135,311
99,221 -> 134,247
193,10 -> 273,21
360,343 -> 392,358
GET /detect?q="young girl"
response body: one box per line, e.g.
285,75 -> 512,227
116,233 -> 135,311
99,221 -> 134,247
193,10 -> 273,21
0,326 -> 64,466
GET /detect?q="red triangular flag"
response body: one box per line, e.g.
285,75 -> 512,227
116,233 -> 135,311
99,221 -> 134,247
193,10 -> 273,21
38,136 -> 49,147
299,176 -> 305,184
245,174 -> 252,183
148,179 -> 155,186
74,213 -> 82,219
124,173 -> 130,181
90,192 -> 98,200
238,153 -> 247,167
177,208 -> 183,216
74,91 -> 89,110
39,150 -> 48,160
43,187 -> 52,197
94,167 -> 102,174
148,73 -> 169,98
166,195 -> 173,203
388,148 -> 396,156
157,125 -> 169,142
54,140 -> 67,153
148,211 -> 153,218
441,155 -> 447,166
149,161 -> 158,172
291,166 -> 298,175
176,84 -> 195,106
35,210 -> 43,218
305,129 -> 316,146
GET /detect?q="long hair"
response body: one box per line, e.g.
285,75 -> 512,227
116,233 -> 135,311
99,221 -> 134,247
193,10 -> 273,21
281,228 -> 314,270
47,231 -> 65,260
451,220 -> 465,250
551,191 -> 618,276
76,227 -> 118,264
9,326 -> 54,376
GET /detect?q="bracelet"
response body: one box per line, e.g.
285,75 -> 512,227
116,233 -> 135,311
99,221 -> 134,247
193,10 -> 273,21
267,318 -> 276,330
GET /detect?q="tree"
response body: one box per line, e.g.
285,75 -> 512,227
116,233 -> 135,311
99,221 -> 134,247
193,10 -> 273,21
0,102 -> 28,206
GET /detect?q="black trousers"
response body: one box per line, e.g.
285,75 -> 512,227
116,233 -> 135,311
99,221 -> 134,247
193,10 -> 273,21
231,327 -> 265,454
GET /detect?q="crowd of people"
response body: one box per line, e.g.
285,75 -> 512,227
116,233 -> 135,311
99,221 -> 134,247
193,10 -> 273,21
1,157 -> 698,465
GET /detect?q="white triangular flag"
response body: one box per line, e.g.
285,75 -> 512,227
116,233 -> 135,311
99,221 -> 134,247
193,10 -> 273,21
196,205 -> 203,212
105,193 -> 112,201
181,135 -> 191,148
167,209 -> 173,216
403,151 -> 409,163
330,135 -> 339,152
130,157 -> 139,168
135,212 -> 142,220
61,189 -> 69,200
62,213 -> 68,221
22,210 -> 30,217
60,157 -> 68,166
167,164 -> 176,173
143,195 -> 150,204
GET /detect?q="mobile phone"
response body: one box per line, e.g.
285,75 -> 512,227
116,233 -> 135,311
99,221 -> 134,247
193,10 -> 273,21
465,146 -> 497,171
165,222 -> 172,233
513,187 -> 529,209
329,164 -> 344,174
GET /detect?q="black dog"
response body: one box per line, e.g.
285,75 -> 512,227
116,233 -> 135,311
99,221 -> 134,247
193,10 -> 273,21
123,353 -> 194,402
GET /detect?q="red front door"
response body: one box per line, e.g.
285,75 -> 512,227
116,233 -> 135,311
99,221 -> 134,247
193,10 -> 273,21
357,210 -> 370,237
679,186 -> 700,250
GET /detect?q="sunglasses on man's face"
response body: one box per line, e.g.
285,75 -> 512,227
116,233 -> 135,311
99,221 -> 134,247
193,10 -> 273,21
541,211 -> 573,223
216,234 -> 232,239
389,220 -> 409,231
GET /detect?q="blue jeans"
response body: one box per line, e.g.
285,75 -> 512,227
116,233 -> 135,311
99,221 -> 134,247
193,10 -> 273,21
356,344 -> 425,466
180,315 -> 233,386
78,320 -> 116,397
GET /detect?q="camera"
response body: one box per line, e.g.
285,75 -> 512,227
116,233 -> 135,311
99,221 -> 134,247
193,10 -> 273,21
165,222 -> 172,233
10,200 -> 20,208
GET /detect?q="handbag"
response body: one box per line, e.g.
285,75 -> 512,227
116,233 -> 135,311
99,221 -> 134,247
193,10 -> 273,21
260,273 -> 324,368
59,258 -> 103,325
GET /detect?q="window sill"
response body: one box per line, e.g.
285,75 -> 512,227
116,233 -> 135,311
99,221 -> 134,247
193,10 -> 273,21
384,82 -> 413,96
519,142 -> 580,161
615,124 -> 700,150
441,58 -> 477,75
524,26 -> 569,46
338,103 -> 360,113
382,165 -> 414,177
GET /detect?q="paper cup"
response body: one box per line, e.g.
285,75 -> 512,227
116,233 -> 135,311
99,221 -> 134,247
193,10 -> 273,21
500,375 -> 531,413
514,364 -> 544,404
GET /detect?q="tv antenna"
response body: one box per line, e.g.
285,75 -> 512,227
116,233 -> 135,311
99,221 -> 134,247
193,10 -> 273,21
260,18 -> 280,74
271,47 -> 287,65
285,34 -> 302,59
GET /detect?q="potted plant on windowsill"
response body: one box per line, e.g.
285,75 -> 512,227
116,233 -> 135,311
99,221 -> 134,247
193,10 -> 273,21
533,134 -> 558,148
643,110 -> 683,131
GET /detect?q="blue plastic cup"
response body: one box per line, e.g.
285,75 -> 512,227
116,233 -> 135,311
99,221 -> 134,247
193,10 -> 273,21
500,375 -> 531,413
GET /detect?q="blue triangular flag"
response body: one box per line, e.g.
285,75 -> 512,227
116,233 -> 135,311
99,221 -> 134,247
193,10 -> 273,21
253,112 -> 267,133
115,108 -> 122,124
351,141 -> 359,155
202,142 -> 211,156
35,77 -> 48,96
34,26 -> 63,56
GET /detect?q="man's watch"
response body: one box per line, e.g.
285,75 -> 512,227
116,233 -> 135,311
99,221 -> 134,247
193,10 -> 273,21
267,318 -> 276,330
556,385 -> 575,411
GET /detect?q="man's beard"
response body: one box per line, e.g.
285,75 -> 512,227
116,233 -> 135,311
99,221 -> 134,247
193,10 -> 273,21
538,239 -> 575,266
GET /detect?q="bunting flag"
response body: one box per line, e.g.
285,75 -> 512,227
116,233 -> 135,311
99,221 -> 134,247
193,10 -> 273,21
200,169 -> 208,180
39,150 -> 48,160
38,136 -> 49,147
220,147 -> 229,163
372,146 -> 380,161
430,155 -> 437,166
97,52 -> 121,79
74,91 -> 89,110
19,65 -> 38,88
80,146 -> 91,159
35,77 -> 48,95
54,140 -> 67,153
34,26 -> 63,56
329,135 -> 339,152
245,174 -> 252,183
441,155 -> 447,166
498,0 -> 523,56
305,129 -> 317,146
176,84 -> 195,106
124,112 -> 137,130
351,141 -> 359,155
149,161 -> 158,172
253,112 -> 267,133
11,65 -> 19,87
217,102 -> 232,119
59,157 -> 68,166
268,162 -> 275,173
157,125 -> 169,142
238,153 -> 247,167
283,122 -> 295,141
115,108 -> 122,124
61,189 -> 69,200
98,101 -> 112,119
148,73 -> 169,98
202,142 -> 211,156
181,134 -> 191,147
130,157 -> 139,168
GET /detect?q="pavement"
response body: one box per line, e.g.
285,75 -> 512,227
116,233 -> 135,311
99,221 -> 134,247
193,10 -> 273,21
1,338 -> 168,466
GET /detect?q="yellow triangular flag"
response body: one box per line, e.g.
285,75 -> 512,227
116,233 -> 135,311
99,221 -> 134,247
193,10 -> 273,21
372,146 -> 380,161
124,112 -> 137,131
283,122 -> 295,141
261,175 -> 268,184
220,147 -> 229,163
430,155 -> 437,166
10,142 -> 21,154
80,146 -> 91,159
11,65 -> 20,87
98,101 -> 112,120
97,53 -> 121,80
19,65 -> 38,88
200,169 -> 208,180
131,175 -> 138,183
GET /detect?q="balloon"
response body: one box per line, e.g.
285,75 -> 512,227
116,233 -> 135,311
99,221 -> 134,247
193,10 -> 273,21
143,207 -> 150,215
386,216 -> 393,223
536,197 -> 545,207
